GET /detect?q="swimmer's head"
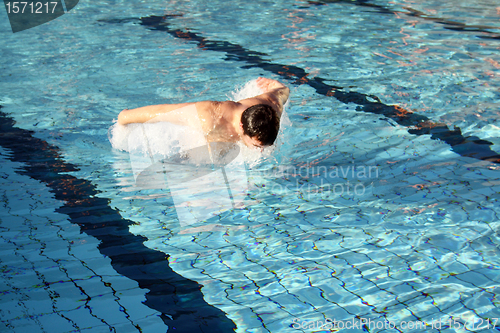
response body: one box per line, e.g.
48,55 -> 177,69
240,104 -> 279,148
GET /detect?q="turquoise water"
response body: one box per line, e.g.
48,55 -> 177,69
1,0 -> 500,332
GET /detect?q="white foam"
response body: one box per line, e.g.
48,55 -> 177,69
227,79 -> 263,101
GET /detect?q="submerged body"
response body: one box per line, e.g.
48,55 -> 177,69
117,77 -> 290,150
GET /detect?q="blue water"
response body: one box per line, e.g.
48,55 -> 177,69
1,0 -> 500,332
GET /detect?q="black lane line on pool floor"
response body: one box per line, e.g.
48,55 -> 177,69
110,15 -> 500,164
0,107 -> 237,333
307,0 -> 500,39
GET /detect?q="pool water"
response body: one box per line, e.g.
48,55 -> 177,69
1,0 -> 500,332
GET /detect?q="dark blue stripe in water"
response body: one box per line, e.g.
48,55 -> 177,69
107,14 -> 499,164
0,107 -> 236,333
308,0 -> 500,39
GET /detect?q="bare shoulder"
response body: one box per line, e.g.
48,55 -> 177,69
237,95 -> 274,109
196,100 -> 243,116
220,100 -> 245,112
195,100 -> 243,132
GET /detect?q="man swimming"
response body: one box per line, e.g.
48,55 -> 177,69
117,77 -> 290,151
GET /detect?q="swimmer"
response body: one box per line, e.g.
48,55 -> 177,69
117,77 -> 289,151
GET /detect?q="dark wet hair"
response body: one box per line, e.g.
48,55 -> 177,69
241,104 -> 279,146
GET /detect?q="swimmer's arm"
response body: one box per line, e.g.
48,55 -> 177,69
238,77 -> 290,114
117,103 -> 194,125
256,77 -> 290,104
267,84 -> 290,112
117,101 -> 217,131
